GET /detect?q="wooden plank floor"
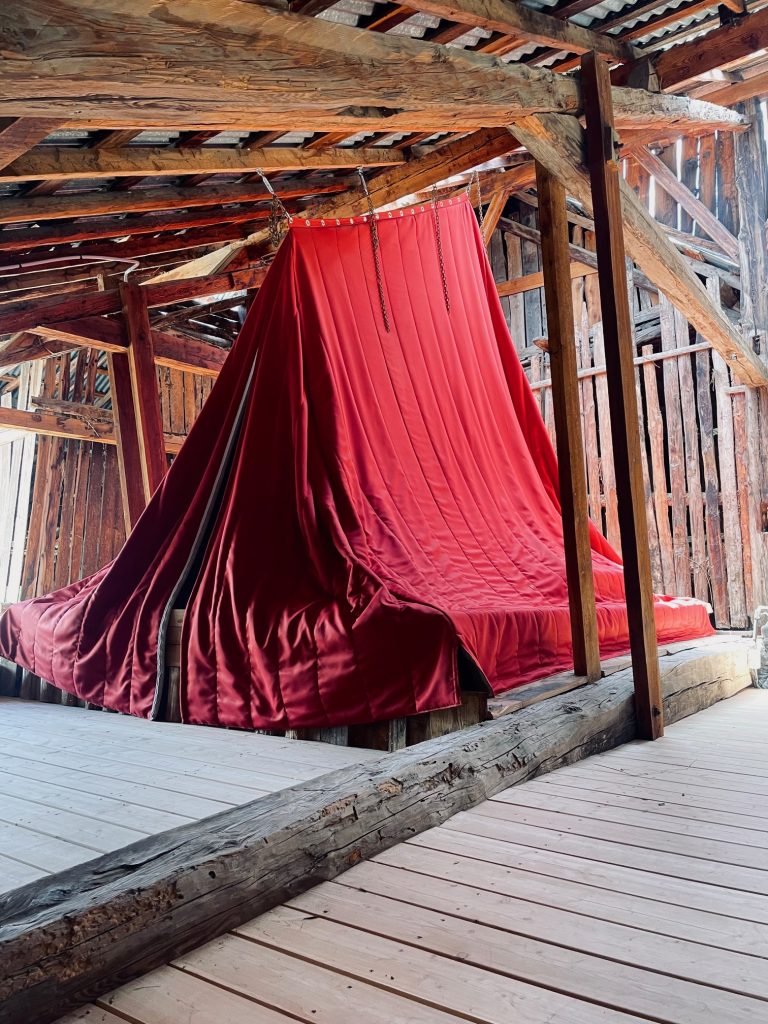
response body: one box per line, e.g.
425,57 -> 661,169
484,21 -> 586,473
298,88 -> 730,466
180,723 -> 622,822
0,697 -> 381,893
61,687 -> 768,1024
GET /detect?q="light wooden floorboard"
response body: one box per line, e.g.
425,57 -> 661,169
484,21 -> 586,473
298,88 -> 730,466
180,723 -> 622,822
65,687 -> 768,1024
0,697 -> 378,893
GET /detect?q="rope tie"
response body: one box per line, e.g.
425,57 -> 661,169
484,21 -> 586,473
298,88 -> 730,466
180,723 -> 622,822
254,168 -> 293,248
357,167 -> 391,333
468,168 -> 485,234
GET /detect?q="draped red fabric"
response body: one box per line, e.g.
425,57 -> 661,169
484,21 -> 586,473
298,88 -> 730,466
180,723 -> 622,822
0,196 -> 713,728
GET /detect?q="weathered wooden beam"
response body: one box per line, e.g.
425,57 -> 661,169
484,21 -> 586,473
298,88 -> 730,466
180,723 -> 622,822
0,118 -> 61,171
394,0 -> 637,61
0,0 -> 747,134
120,281 -> 169,499
536,161 -> 601,682
0,638 -> 753,1024
631,146 -> 740,261
511,114 -> 768,387
0,266 -> 267,335
479,188 -> 509,246
108,352 -> 150,531
496,262 -> 597,296
0,180 -> 346,225
34,318 -> 228,377
703,70 -> 768,109
499,215 -> 657,292
0,402 -> 183,453
582,52 -> 663,741
0,145 -> 404,183
615,6 -> 768,91
0,208 -> 272,251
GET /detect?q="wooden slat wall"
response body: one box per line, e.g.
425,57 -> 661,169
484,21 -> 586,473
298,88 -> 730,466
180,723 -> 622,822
493,132 -> 768,629
5,354 -> 213,704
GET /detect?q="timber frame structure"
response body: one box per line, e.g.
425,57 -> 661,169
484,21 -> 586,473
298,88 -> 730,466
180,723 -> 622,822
1,0 -> 768,742
2,4 -> 768,1023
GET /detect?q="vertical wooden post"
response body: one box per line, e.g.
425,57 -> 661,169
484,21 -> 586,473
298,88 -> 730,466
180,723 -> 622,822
581,51 -> 664,740
108,351 -> 147,533
120,281 -> 167,500
535,162 -> 601,682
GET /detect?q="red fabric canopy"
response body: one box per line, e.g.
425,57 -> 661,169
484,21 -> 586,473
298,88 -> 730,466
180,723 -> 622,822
0,196 -> 712,728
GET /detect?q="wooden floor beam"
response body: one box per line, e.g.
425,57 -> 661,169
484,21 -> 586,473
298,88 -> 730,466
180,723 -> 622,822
581,52 -> 663,741
535,162 -> 601,682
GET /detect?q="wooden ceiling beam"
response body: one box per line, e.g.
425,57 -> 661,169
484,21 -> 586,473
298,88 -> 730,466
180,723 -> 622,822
0,208 -> 273,251
0,179 -> 349,225
630,145 -> 740,260
0,404 -> 185,452
0,145 -> 405,183
0,265 -> 267,335
512,111 -> 768,387
0,0 -> 744,133
0,314 -> 227,378
0,118 -> 61,171
614,6 -> 768,91
394,0 -> 637,61
694,69 -> 768,108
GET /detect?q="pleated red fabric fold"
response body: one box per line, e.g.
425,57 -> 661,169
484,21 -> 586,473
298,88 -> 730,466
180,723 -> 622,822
0,195 -> 713,728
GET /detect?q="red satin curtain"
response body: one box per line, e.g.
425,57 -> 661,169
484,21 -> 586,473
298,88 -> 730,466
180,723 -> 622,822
0,196 -> 712,728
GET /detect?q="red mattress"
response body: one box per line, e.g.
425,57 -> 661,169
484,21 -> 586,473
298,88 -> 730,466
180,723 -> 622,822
0,195 -> 713,728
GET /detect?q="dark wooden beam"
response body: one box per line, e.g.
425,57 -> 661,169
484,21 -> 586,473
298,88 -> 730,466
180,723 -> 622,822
536,161 -> 601,682
582,52 -> 663,741
120,281 -> 168,499
614,6 -> 768,91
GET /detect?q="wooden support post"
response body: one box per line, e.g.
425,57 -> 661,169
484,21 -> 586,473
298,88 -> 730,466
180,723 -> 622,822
535,162 -> 601,682
581,52 -> 663,740
108,352 -> 148,533
120,281 -> 167,501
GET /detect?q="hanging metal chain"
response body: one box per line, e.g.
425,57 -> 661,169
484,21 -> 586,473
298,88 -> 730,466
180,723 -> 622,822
468,168 -> 485,234
254,168 -> 292,248
357,167 -> 391,333
431,184 -> 451,316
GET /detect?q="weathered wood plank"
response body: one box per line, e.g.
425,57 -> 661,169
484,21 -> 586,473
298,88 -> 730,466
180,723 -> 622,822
536,163 -> 600,681
0,638 -> 754,1024
0,145 -> 403,182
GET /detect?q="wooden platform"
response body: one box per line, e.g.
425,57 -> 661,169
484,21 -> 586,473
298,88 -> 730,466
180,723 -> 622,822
0,633 -> 758,1024
63,687 -> 768,1024
0,698 -> 381,893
